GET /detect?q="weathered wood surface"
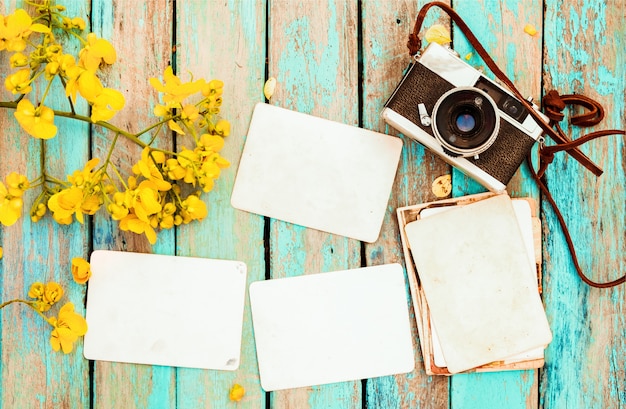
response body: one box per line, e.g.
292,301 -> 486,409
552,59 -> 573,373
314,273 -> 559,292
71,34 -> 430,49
0,0 -> 623,408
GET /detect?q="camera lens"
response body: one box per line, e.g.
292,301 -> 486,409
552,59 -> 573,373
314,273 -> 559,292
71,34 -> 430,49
455,112 -> 476,133
431,87 -> 500,157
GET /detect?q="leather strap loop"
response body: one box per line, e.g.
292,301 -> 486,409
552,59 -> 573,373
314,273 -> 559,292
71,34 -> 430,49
543,90 -> 605,127
409,2 -> 625,288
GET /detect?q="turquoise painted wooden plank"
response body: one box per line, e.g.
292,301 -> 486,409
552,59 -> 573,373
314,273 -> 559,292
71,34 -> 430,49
541,1 -> 625,408
448,1 -> 544,408
0,1 -> 90,407
90,1 -> 177,407
174,1 -> 267,408
361,0 -> 451,408
267,1 -> 362,408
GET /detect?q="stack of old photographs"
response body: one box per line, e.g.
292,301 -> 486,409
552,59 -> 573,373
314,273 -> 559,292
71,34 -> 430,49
397,192 -> 552,375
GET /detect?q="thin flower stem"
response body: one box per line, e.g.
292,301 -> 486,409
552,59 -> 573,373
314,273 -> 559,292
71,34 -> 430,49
108,162 -> 128,189
102,132 -> 120,169
38,78 -> 55,107
0,100 -> 149,148
146,122 -> 165,145
0,299 -> 52,325
135,117 -> 175,139
57,76 -> 76,115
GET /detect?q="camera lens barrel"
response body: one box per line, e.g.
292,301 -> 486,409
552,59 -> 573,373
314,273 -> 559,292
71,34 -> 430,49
431,87 -> 500,158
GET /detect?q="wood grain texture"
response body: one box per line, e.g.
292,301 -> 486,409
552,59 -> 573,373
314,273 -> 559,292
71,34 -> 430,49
0,1 -> 91,407
541,1 -> 625,408
361,1 -> 450,408
174,1 -> 266,408
0,1 -> 623,408
449,1 -> 544,408
90,1 -> 177,407
267,1 -> 362,408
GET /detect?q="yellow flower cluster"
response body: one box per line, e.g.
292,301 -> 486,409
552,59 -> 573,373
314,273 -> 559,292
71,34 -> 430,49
28,281 -> 63,312
2,3 -> 124,139
0,3 -> 231,245
46,158 -> 106,224
20,277 -> 87,354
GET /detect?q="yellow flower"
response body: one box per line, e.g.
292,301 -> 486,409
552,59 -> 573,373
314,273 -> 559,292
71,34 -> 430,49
31,202 -> 47,222
5,68 -> 32,94
149,65 -> 205,104
119,213 -> 158,244
72,17 -> 86,31
9,52 -> 28,67
27,281 -> 51,312
132,148 -> 171,191
202,79 -> 223,97
47,187 -> 85,224
49,302 -> 88,354
0,182 -> 24,226
107,191 -> 130,220
199,133 -> 225,152
90,88 -> 125,122
165,157 -> 191,181
0,9 -> 49,52
524,24 -> 538,36
78,33 -> 117,72
0,246 -> 3,259
68,158 -> 100,187
76,70 -> 104,102
14,99 -> 58,139
263,77 -> 276,100
155,202 -> 176,229
6,172 -> 29,197
180,195 -> 208,223
56,53 -> 77,75
28,282 -> 45,299
214,120 -> 230,137
131,180 -> 163,222
43,281 -> 64,306
71,257 -> 91,284
168,119 -> 185,135
181,103 -> 200,123
229,384 -> 245,402
424,24 -> 451,45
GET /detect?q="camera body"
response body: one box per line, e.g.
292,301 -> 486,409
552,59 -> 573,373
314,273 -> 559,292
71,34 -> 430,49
382,42 -> 545,193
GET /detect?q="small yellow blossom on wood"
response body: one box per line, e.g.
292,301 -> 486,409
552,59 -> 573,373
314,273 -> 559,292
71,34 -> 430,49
424,24 -> 451,45
71,257 -> 92,284
14,99 -> 57,139
524,24 -> 538,36
79,33 -> 117,72
49,302 -> 88,354
229,384 -> 245,402
264,77 -> 276,100
0,246 -> 3,259
43,282 -> 64,306
432,174 -> 452,198
28,281 -> 64,312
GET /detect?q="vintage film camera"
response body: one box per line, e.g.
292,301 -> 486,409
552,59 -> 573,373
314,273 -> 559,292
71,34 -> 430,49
382,42 -> 545,193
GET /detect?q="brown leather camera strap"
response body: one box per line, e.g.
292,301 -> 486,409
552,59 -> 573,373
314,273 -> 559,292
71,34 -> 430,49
408,1 -> 625,288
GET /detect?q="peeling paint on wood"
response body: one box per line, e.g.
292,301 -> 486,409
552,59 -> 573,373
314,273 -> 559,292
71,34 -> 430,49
0,1 -> 623,408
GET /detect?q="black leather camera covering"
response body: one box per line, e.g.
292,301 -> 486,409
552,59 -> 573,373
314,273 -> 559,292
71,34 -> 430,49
385,62 -> 536,186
